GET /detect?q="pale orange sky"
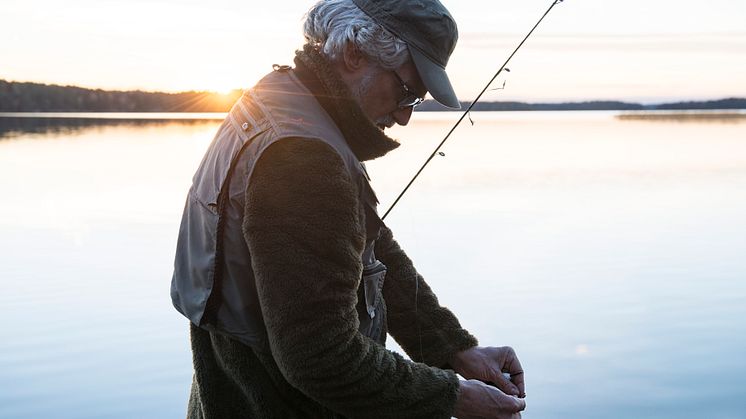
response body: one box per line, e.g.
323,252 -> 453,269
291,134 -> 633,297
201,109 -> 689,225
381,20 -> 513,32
1,0 -> 745,102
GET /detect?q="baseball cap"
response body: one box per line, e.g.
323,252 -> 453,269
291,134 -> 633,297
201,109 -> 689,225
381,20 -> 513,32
351,0 -> 461,109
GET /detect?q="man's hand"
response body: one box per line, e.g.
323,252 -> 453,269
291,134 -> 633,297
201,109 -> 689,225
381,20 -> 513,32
450,346 -> 526,398
453,379 -> 525,419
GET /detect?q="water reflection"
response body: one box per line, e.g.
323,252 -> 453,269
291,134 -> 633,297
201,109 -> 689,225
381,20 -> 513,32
0,113 -> 223,140
1,112 -> 745,419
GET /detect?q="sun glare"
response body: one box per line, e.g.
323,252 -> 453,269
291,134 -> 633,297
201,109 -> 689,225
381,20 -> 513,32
208,81 -> 242,97
216,88 -> 238,97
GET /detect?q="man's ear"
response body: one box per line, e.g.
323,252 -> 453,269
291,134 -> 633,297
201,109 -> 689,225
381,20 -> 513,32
341,43 -> 367,73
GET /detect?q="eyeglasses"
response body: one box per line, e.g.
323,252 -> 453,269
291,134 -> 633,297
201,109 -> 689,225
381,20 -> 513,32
391,71 -> 425,109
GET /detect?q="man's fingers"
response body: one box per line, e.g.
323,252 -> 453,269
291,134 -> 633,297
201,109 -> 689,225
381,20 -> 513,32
502,347 -> 526,398
513,396 -> 527,412
497,393 -> 526,414
466,380 -> 526,418
510,370 -> 526,398
488,372 -> 520,396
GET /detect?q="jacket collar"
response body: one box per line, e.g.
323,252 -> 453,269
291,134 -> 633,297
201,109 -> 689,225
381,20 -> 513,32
294,44 -> 400,162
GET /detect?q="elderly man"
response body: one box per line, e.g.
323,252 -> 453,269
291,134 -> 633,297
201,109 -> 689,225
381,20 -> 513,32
171,0 -> 526,417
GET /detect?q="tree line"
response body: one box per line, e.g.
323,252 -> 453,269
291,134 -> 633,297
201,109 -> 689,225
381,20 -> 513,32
0,80 -> 242,112
416,98 -> 746,112
1,79 -> 744,112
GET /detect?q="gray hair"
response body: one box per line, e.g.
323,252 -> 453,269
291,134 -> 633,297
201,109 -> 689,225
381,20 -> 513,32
303,0 -> 409,70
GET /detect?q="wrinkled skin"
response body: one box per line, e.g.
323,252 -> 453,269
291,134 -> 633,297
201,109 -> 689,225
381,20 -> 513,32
451,346 -> 527,419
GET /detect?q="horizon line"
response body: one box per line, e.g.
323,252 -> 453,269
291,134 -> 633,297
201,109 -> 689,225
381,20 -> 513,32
2,78 -> 744,106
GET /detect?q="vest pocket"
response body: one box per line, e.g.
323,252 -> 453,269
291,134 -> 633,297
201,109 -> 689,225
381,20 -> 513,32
362,260 -> 386,319
361,260 -> 386,335
357,260 -> 386,340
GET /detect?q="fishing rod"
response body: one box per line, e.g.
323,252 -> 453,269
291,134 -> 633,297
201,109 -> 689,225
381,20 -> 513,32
381,0 -> 565,221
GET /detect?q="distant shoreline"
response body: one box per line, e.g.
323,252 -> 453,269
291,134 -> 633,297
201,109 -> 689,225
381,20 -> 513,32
616,111 -> 746,121
2,110 -> 746,121
0,112 -> 227,119
2,79 -> 745,113
416,99 -> 746,112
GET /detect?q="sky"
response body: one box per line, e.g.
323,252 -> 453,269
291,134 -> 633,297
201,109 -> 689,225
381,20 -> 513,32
1,0 -> 745,103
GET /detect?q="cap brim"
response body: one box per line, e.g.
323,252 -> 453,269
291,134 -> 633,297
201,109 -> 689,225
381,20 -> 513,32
409,46 -> 461,110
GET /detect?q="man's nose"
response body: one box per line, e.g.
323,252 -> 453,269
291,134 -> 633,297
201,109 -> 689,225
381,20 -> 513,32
392,106 -> 414,126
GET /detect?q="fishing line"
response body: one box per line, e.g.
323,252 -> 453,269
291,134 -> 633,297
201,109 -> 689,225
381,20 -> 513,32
387,0 -> 565,371
381,0 -> 565,221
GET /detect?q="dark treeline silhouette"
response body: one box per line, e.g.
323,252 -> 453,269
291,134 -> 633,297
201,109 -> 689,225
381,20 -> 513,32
417,98 -> 746,111
416,100 -> 644,111
1,80 -> 745,112
648,98 -> 746,110
0,80 -> 242,112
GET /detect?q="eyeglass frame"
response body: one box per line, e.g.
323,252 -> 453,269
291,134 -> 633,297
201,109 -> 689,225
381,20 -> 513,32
391,71 -> 425,109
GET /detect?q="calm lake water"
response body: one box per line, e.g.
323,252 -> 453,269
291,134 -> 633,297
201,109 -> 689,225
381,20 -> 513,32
1,111 -> 745,419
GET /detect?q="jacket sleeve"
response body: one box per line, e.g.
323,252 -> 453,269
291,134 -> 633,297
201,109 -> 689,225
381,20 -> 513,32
376,227 -> 479,368
243,138 -> 459,419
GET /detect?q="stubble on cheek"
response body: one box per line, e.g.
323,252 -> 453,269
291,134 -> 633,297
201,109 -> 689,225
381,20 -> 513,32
353,68 -> 394,130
